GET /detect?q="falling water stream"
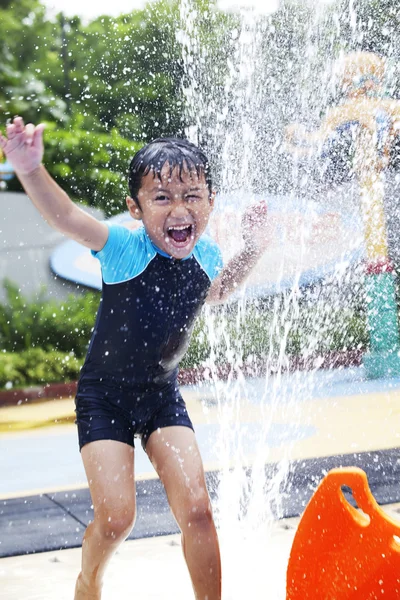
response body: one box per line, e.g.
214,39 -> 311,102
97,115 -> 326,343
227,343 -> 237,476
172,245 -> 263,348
2,1 -> 400,599
176,0 -> 400,597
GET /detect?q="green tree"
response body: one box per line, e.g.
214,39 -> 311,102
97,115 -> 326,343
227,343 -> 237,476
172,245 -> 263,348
35,2 -> 186,140
43,116 -> 141,215
1,0 -> 192,207
0,0 -> 66,123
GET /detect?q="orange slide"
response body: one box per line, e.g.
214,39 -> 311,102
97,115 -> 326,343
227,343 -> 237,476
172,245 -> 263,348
286,467 -> 400,599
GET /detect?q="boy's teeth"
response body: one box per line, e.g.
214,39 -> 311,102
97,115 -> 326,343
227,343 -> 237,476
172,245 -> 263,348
168,225 -> 191,231
168,224 -> 192,244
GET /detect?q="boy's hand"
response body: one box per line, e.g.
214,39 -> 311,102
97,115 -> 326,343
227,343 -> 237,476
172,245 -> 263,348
0,116 -> 45,176
241,200 -> 270,253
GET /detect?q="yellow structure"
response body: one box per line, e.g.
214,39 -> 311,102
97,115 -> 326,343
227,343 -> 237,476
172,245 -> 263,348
0,146 -> 15,184
286,52 -> 400,378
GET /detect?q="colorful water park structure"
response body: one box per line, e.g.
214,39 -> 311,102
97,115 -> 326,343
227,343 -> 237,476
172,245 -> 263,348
4,54 -> 400,599
284,51 -> 400,595
286,51 -> 400,380
286,467 -> 400,598
0,148 -> 14,187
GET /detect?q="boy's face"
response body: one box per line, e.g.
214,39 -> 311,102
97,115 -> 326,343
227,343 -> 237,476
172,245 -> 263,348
126,163 -> 215,259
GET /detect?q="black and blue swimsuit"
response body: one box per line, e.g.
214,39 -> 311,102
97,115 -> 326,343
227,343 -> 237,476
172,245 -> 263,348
75,223 -> 223,450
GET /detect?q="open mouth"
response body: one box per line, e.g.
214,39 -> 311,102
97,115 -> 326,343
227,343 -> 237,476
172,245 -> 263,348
166,224 -> 194,246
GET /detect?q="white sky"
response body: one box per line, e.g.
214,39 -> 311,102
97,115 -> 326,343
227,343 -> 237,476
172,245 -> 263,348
42,0 -> 147,20
41,0 -> 280,20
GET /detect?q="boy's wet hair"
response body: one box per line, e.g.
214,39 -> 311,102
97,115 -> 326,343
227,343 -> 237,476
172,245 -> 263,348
128,137 -> 212,203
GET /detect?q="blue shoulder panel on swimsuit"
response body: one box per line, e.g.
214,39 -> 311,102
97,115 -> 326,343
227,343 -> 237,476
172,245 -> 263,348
91,223 -> 156,284
193,235 -> 223,281
92,223 -> 223,284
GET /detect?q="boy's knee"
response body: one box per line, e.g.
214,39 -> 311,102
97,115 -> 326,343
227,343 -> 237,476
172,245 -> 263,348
179,491 -> 213,530
95,507 -> 136,542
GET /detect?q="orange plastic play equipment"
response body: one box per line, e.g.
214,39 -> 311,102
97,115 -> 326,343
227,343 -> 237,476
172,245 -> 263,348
286,467 -> 400,599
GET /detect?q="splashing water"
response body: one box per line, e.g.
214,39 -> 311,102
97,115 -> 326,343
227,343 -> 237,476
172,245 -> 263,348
177,0 -> 400,597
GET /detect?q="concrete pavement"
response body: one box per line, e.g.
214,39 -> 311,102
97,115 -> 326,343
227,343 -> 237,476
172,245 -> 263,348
2,367 -> 400,598
0,520 -> 299,600
2,368 -> 400,498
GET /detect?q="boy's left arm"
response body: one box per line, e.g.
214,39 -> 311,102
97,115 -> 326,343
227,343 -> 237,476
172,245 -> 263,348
206,201 -> 269,304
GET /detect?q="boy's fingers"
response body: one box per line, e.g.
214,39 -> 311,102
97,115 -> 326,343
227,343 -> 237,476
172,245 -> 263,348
13,116 -> 25,131
6,123 -> 15,138
32,123 -> 45,148
244,202 -> 267,221
2,120 -> 44,153
7,117 -> 26,139
34,123 -> 45,137
25,123 -> 35,143
254,199 -> 267,212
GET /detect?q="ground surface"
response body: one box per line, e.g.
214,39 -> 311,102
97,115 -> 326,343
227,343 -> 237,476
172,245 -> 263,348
2,367 -> 400,598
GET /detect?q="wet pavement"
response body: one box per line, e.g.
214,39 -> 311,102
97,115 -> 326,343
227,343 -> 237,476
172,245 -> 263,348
2,366 -> 400,598
0,521 -> 299,600
0,192 -> 103,304
2,367 -> 400,498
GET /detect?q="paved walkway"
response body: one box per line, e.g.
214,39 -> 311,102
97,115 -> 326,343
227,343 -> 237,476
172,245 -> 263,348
2,367 -> 400,599
3,506 -> 400,600
0,192 -> 103,304
0,520 -> 300,600
2,367 -> 400,497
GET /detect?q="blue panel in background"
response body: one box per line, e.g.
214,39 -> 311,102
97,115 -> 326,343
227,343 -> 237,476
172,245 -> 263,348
50,212 -> 134,291
50,193 -> 364,295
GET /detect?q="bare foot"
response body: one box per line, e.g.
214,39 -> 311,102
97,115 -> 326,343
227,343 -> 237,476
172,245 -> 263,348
74,572 -> 102,600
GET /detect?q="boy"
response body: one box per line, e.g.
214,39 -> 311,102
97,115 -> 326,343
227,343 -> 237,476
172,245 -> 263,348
0,116 -> 268,600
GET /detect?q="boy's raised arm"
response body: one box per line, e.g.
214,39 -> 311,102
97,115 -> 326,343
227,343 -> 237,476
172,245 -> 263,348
206,201 -> 269,304
0,117 -> 108,252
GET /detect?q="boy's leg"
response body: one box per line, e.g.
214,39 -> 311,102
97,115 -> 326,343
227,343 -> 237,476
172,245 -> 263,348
146,426 -> 221,600
75,440 -> 136,600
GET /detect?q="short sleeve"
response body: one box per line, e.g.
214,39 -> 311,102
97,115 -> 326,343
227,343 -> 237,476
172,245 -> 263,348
91,222 -> 131,259
91,223 -> 154,284
193,235 -> 224,281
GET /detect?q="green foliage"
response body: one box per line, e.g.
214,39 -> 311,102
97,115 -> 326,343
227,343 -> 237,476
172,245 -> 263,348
0,278 -> 370,390
42,119 -> 140,214
0,280 -> 99,357
0,0 -> 64,123
182,300 -> 369,370
181,316 -> 213,368
285,305 -> 369,356
0,0 -> 189,204
0,0 -> 186,136
0,348 -> 82,389
63,3 -> 185,139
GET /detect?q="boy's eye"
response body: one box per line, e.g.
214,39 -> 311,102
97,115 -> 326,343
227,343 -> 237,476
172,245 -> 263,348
186,195 -> 201,202
155,195 -> 169,202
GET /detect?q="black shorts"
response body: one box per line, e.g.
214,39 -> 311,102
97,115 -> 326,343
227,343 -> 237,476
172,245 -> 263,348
75,379 -> 194,451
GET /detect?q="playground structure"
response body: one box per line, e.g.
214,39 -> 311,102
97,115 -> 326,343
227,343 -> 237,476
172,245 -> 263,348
286,51 -> 400,379
286,467 -> 400,598
0,147 -> 14,188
